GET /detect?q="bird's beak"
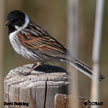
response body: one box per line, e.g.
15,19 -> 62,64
5,20 -> 11,26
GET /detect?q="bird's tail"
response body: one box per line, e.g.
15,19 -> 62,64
61,57 -> 104,81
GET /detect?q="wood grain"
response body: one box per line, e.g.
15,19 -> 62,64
4,64 -> 68,108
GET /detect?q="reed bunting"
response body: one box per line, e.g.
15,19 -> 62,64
5,10 -> 104,80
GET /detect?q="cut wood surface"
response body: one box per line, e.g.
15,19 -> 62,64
4,64 -> 69,108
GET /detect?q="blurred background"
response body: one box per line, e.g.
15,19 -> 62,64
0,0 -> 108,107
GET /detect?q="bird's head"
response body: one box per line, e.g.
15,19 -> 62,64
5,10 -> 30,33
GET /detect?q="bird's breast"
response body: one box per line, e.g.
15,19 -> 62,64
9,32 -> 21,55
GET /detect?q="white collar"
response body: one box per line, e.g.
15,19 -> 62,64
15,14 -> 30,31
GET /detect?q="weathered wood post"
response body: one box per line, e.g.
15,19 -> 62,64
4,64 -> 69,108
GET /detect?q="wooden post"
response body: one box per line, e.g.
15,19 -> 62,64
4,64 -> 68,108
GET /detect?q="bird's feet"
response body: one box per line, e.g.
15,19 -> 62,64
31,62 -> 42,71
20,63 -> 42,76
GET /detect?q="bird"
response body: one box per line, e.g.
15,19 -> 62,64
5,10 -> 104,81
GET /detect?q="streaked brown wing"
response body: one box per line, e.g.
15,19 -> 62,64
18,32 -> 67,58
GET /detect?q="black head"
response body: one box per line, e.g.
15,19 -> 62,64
6,10 -> 27,33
